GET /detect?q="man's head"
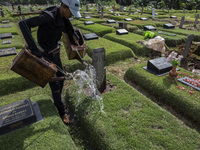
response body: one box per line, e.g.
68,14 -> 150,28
61,0 -> 81,18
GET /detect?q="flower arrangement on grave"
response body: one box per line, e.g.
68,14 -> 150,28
167,51 -> 183,77
167,51 -> 183,66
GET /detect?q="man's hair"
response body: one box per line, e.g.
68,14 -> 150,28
61,2 -> 69,8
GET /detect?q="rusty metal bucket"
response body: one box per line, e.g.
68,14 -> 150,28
10,47 -> 57,88
62,29 -> 88,61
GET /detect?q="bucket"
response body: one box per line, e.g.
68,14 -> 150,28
62,29 -> 88,60
10,47 -> 57,88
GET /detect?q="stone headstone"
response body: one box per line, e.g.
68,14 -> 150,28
182,34 -> 194,58
144,25 -> 157,31
152,8 -> 155,20
140,18 -> 148,21
143,57 -> 172,75
98,4 -> 100,12
2,20 -> 9,24
163,23 -> 175,29
92,47 -> 106,93
116,29 -> 128,35
120,6 -> 123,12
83,33 -> 99,40
128,8 -> 131,15
86,4 -> 89,12
2,25 -> 11,28
2,39 -> 11,45
0,33 -> 13,39
194,14 -> 199,27
84,16 -> 91,19
0,10 -> 4,17
118,22 -> 127,29
170,16 -> 177,19
101,6 -> 104,19
124,18 -> 132,21
0,98 -> 42,135
141,6 -> 144,15
107,20 -> 116,23
179,16 -> 185,28
0,47 -> 17,57
84,21 -> 94,25
181,34 -> 194,69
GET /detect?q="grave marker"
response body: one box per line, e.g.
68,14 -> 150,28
84,16 -> 91,19
181,34 -> 194,69
194,14 -> 199,27
92,47 -> 106,93
143,57 -> 173,76
128,8 -> 131,15
107,20 -> 116,23
86,4 -> 89,12
163,23 -> 175,29
144,25 -> 157,31
84,21 -> 94,25
0,33 -> 13,39
116,29 -> 128,35
120,6 -> 123,12
0,98 -> 43,135
2,25 -> 11,28
124,18 -> 132,21
2,39 -> 11,45
179,16 -> 185,28
170,16 -> 177,19
101,6 -> 103,19
0,10 -> 4,17
141,6 -> 144,15
83,33 -> 99,40
152,8 -> 155,20
0,47 -> 17,57
140,17 -> 148,21
2,20 -> 9,24
118,22 -> 127,29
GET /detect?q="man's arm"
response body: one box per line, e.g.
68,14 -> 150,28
18,13 -> 53,57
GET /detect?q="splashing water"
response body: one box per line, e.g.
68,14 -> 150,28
72,65 -> 105,114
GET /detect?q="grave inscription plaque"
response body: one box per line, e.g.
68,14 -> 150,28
144,25 -> 157,31
2,39 -> 11,44
0,33 -> 13,39
83,33 -> 99,40
2,25 -> 11,28
0,47 -> 17,57
163,23 -> 175,29
84,21 -> 94,25
116,29 -> 128,35
0,98 -> 37,135
143,57 -> 173,76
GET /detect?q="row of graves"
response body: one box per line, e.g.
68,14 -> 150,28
1,4 -> 200,149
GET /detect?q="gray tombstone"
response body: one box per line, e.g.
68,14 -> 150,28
101,6 -> 103,19
179,16 -> 185,28
92,47 -> 106,93
86,4 -> 89,12
119,22 -> 127,29
141,6 -> 144,15
128,8 -> 131,15
181,34 -> 194,69
120,6 -> 123,12
194,14 -> 199,27
152,8 -> 155,20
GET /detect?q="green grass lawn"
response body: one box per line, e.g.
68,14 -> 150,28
65,74 -> 200,150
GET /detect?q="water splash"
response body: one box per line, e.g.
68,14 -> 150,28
72,65 -> 105,114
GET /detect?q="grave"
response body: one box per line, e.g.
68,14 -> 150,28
92,47 -> 106,93
143,57 -> 173,76
116,29 -> 128,35
119,22 -> 127,29
194,14 -> 199,27
178,77 -> 200,91
2,25 -> 11,28
179,16 -> 185,28
143,25 -> 157,31
0,9 -> 4,17
0,98 -> 43,135
0,33 -> 13,39
107,20 -> 116,23
84,16 -> 91,19
170,16 -> 177,19
83,33 -> 99,40
140,17 -> 148,21
2,39 -> 11,44
2,20 -> 9,24
163,23 -> 175,29
84,21 -> 94,25
124,18 -> 132,21
0,47 -> 17,57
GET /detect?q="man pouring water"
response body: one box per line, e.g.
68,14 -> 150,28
18,0 -> 81,124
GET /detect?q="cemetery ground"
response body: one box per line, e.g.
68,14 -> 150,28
1,4 -> 200,150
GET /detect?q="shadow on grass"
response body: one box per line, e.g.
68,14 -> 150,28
0,76 -> 37,97
0,99 -> 66,150
162,76 -> 172,88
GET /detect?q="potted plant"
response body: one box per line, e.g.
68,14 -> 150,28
167,51 -> 183,77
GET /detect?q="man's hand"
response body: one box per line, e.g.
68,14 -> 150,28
73,35 -> 80,46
